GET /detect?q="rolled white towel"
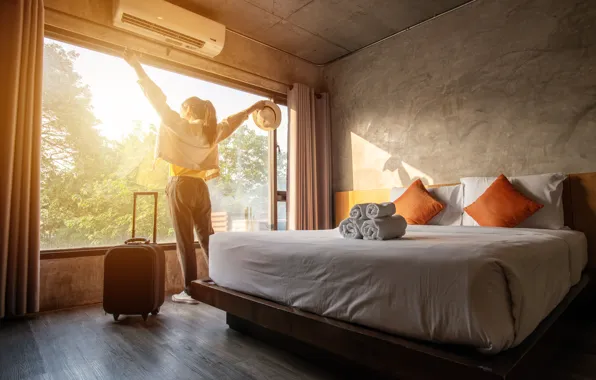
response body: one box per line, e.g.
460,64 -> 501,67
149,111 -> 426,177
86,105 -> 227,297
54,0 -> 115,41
339,218 -> 363,239
365,202 -> 396,219
349,203 -> 371,220
361,215 -> 407,241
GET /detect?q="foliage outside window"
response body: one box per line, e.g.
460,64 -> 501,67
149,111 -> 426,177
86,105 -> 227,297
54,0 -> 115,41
41,38 -> 287,250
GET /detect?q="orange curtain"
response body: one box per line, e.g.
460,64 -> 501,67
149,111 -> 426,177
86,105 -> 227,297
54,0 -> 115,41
0,0 -> 44,318
287,83 -> 332,230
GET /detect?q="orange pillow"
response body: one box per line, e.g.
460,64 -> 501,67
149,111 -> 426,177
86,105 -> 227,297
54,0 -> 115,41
464,174 -> 543,227
393,179 -> 445,224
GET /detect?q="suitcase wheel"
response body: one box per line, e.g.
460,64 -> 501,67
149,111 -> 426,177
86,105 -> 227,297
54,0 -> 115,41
151,308 -> 160,315
113,314 -> 120,322
142,313 -> 149,322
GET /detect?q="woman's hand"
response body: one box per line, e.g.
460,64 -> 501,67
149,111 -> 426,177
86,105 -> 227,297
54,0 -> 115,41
248,100 -> 268,114
123,49 -> 141,68
123,49 -> 147,79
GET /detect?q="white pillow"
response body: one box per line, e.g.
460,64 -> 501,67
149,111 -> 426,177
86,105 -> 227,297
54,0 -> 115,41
390,184 -> 463,226
461,173 -> 567,229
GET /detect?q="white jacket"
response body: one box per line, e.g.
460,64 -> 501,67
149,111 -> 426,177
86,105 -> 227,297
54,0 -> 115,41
137,77 -> 247,179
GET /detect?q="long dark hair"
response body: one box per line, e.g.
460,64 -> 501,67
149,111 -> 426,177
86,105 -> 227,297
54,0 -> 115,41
182,96 -> 217,143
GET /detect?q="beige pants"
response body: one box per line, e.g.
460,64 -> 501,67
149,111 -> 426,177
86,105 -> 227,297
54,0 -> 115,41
166,176 -> 214,294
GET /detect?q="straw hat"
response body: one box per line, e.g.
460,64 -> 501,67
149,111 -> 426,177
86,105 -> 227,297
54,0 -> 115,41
252,101 -> 282,132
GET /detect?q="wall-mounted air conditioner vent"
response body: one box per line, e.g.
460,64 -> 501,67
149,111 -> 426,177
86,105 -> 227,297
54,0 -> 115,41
114,0 -> 225,58
121,13 -> 206,50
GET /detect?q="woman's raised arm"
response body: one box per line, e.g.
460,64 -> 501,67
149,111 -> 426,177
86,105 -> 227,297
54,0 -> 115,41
213,100 -> 267,144
122,50 -> 203,142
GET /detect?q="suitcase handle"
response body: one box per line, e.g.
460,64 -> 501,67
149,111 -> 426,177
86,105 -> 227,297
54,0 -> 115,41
132,191 -> 158,244
124,237 -> 150,245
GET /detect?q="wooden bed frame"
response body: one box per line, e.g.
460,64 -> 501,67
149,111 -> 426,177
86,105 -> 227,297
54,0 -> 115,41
191,172 -> 596,379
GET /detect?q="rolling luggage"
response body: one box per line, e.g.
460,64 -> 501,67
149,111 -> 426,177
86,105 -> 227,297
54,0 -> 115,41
103,191 -> 165,321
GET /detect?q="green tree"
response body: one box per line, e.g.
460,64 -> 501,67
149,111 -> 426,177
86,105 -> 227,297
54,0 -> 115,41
65,125 -> 174,245
40,40 -> 276,248
211,125 -> 269,217
41,43 -> 105,177
41,42 -> 106,247
40,42 -> 174,248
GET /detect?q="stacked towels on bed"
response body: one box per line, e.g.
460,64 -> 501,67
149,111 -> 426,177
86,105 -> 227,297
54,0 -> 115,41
339,202 -> 407,241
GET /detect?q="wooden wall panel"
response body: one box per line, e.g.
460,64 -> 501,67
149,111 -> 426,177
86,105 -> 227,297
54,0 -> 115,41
334,188 -> 391,226
568,173 -> 596,269
333,183 -> 457,226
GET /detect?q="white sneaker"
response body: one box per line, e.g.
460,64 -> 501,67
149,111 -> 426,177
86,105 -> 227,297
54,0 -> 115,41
172,291 -> 199,304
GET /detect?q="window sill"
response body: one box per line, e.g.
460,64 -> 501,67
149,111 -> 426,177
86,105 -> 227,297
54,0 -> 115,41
40,242 -> 184,260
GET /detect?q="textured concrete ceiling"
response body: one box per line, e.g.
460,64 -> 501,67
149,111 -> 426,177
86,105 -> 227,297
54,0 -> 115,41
168,0 -> 472,64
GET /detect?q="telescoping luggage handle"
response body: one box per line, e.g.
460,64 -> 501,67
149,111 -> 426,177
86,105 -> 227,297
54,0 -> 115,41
127,191 -> 158,244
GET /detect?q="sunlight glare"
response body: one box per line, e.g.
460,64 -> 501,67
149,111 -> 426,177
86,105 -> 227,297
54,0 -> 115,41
49,38 -> 287,147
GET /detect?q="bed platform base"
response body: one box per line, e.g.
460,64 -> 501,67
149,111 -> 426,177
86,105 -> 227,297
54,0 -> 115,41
191,274 -> 590,379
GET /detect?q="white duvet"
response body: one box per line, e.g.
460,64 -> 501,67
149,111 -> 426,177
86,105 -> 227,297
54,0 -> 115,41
209,226 -> 587,354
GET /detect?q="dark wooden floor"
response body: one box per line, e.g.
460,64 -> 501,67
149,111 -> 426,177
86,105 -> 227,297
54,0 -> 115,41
2,299 -> 596,380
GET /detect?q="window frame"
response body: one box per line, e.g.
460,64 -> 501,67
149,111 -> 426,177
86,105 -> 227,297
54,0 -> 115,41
40,33 -> 288,256
270,98 -> 288,231
44,27 -> 288,101
269,126 -> 278,231
40,244 -> 178,260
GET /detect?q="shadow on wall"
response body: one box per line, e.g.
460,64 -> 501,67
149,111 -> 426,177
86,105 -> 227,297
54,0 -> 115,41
350,131 -> 435,190
327,0 -> 596,193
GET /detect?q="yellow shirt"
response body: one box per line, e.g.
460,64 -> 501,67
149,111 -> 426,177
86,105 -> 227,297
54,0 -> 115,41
169,164 -> 219,181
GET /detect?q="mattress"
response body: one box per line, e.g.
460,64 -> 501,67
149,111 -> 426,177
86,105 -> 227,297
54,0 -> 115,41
209,225 -> 587,354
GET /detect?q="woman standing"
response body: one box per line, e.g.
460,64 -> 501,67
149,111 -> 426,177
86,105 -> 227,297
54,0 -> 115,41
124,51 -> 267,304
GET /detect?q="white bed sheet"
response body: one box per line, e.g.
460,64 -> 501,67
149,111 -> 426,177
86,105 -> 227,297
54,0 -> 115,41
209,225 -> 587,354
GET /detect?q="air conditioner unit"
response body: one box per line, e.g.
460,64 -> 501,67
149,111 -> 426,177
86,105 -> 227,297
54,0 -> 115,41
113,0 -> 225,58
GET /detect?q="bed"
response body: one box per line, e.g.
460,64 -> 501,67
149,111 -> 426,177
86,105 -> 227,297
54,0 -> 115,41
209,226 -> 587,354
191,172 -> 596,379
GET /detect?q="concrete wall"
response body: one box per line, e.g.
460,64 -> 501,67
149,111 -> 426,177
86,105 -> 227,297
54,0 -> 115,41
324,0 -> 596,192
44,0 -> 322,94
39,249 -> 206,311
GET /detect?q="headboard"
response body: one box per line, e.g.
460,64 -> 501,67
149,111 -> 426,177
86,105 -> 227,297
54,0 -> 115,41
334,173 -> 596,269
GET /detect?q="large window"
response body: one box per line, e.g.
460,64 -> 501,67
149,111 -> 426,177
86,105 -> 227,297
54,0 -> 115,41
41,38 -> 286,250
